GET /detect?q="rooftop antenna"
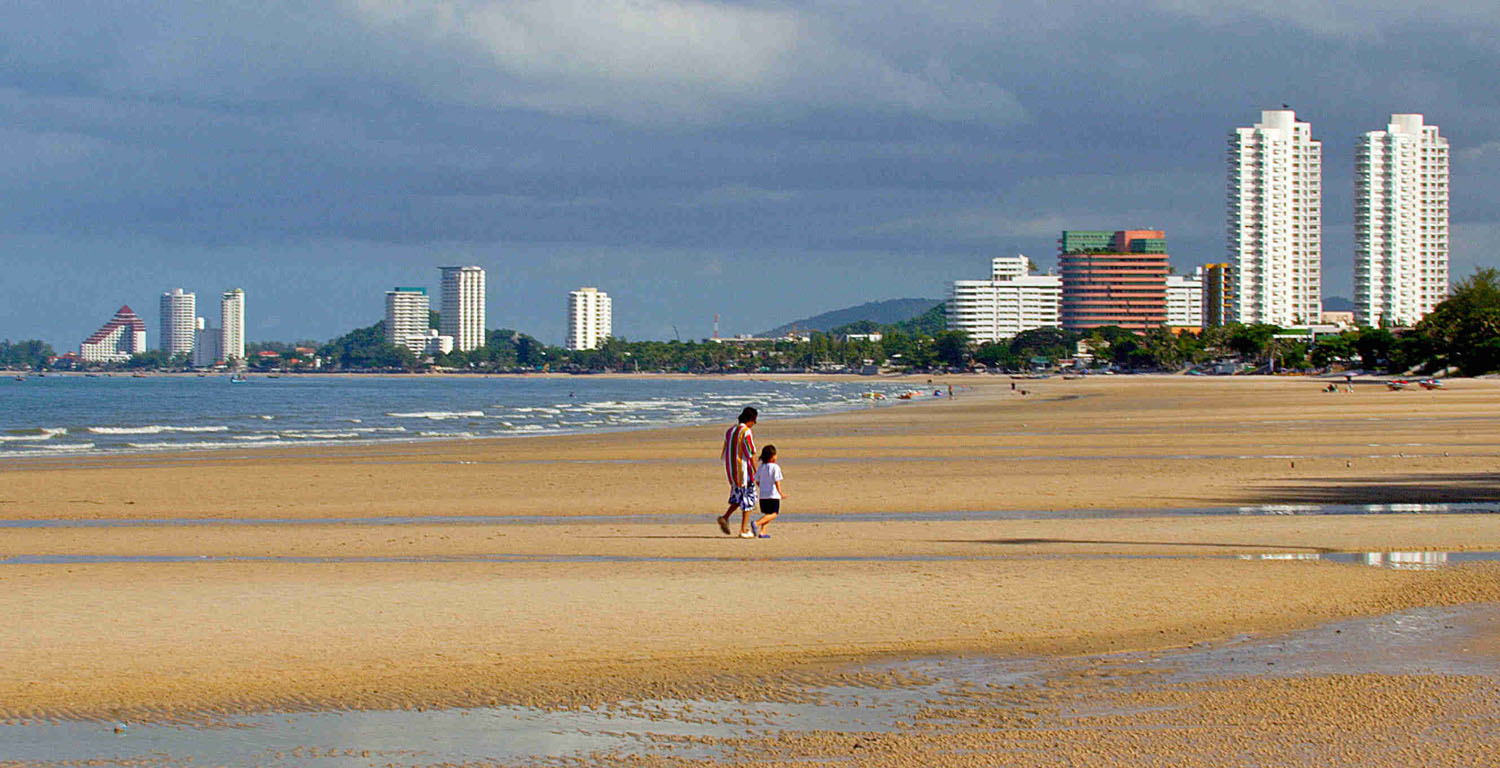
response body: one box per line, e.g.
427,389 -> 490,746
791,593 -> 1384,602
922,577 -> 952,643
671,324 -> 680,342
713,313 -> 720,340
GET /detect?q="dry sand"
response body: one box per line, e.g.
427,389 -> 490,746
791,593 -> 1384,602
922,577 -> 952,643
3,376 -> 1500,724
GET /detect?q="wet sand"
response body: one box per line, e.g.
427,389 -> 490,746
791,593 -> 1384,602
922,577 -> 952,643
4,376 -> 1500,724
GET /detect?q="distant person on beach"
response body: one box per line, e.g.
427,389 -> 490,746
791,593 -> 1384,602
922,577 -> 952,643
750,445 -> 784,539
717,407 -> 758,538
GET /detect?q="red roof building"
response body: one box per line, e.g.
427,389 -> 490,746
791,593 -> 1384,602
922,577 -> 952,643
80,305 -> 148,362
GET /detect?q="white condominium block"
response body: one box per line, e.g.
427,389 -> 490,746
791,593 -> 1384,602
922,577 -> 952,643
947,256 -> 1061,344
220,288 -> 246,362
567,287 -> 612,350
1227,109 -> 1323,326
440,266 -> 486,352
1355,114 -> 1449,327
1166,269 -> 1205,329
385,287 -> 431,353
159,288 -> 196,358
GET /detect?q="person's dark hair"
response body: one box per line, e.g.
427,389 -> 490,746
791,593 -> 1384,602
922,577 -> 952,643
738,407 -> 758,424
759,444 -> 776,463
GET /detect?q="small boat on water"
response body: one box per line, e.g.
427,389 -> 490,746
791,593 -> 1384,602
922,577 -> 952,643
12,375 -> 25,381
229,372 -> 247,383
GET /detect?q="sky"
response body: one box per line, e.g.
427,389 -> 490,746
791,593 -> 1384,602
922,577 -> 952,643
3,1 -> 1499,347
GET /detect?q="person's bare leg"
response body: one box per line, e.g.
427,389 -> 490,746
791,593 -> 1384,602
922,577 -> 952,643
740,508 -> 753,535
754,513 -> 777,533
717,504 -> 735,535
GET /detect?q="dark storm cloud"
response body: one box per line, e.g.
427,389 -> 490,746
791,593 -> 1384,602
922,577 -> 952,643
1,1 -> 1497,345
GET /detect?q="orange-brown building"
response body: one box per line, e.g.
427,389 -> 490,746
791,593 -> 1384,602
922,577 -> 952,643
1058,230 -> 1170,332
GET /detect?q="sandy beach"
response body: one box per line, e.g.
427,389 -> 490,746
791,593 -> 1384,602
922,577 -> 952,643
5,375 -> 1500,759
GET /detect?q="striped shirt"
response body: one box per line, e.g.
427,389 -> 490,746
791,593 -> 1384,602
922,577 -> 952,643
721,423 -> 756,487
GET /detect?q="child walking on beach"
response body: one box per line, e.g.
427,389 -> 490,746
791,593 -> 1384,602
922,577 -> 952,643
750,445 -> 784,539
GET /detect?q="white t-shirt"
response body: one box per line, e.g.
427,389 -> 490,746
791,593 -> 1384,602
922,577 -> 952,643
756,462 -> 783,499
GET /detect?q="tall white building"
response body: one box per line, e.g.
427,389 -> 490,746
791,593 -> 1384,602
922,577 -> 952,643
1228,109 -> 1323,326
159,288 -> 196,358
385,287 -> 431,353
440,266 -> 486,352
1166,269 -> 1205,329
566,287 -> 613,350
1354,114 -> 1450,327
220,288 -> 245,363
946,255 -> 1062,344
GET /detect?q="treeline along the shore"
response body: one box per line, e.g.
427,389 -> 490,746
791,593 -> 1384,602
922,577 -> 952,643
10,269 -> 1500,377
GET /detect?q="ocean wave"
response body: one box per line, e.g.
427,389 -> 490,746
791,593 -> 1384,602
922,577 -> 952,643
89,425 -> 230,435
282,430 -> 362,439
0,428 -> 67,442
232,435 -> 282,441
419,430 -> 478,438
386,411 -> 485,420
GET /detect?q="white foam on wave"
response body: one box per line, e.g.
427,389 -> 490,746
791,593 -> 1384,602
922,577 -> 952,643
386,411 -> 485,420
419,430 -> 478,438
89,425 -> 229,435
126,440 -> 276,451
282,430 -> 361,439
233,435 -> 282,441
0,428 -> 67,442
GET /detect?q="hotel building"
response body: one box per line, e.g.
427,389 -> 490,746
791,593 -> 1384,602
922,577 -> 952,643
385,287 -> 432,353
1354,114 -> 1450,327
1166,269 -> 1205,330
1201,263 -> 1233,327
160,288 -> 196,358
1058,230 -> 1170,332
1227,109 -> 1323,326
946,255 -> 1061,343
566,287 -> 613,350
440,266 -> 486,352
81,305 -> 148,363
193,317 -> 221,368
220,288 -> 245,363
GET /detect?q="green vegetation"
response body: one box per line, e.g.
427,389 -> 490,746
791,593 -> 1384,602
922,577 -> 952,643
0,339 -> 55,370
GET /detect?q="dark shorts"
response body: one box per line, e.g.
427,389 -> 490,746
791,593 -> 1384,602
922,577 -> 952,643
728,484 -> 758,512
760,498 -> 781,515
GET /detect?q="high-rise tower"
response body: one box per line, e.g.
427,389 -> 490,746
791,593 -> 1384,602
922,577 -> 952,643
1354,114 -> 1449,327
440,266 -> 486,352
566,287 -> 612,350
385,287 -> 431,353
159,288 -> 196,358
1227,109 -> 1323,326
220,288 -> 245,363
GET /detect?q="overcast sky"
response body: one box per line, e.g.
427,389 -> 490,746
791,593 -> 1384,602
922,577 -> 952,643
3,1 -> 1498,347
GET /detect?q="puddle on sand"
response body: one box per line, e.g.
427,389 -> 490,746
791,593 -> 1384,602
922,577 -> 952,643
5,603 -> 1500,767
4,501 -> 1498,530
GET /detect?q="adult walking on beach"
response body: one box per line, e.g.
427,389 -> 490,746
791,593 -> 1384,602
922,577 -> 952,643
717,406 -> 758,538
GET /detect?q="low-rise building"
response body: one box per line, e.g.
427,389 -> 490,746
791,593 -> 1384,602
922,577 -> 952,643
947,255 -> 1062,343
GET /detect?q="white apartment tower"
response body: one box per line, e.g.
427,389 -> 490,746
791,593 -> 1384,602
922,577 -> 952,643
385,287 -> 431,353
440,266 -> 486,352
159,288 -> 196,358
1354,114 -> 1450,327
220,288 -> 245,363
566,287 -> 612,350
1228,109 -> 1323,326
946,255 -> 1062,344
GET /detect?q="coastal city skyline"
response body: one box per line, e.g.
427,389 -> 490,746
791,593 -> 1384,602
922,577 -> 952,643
3,4 -> 1498,350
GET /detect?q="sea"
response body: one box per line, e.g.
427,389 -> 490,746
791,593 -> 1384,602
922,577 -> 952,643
0,375 -> 921,459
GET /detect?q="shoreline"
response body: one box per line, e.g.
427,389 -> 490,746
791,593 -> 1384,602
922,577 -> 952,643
4,376 -> 1500,721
